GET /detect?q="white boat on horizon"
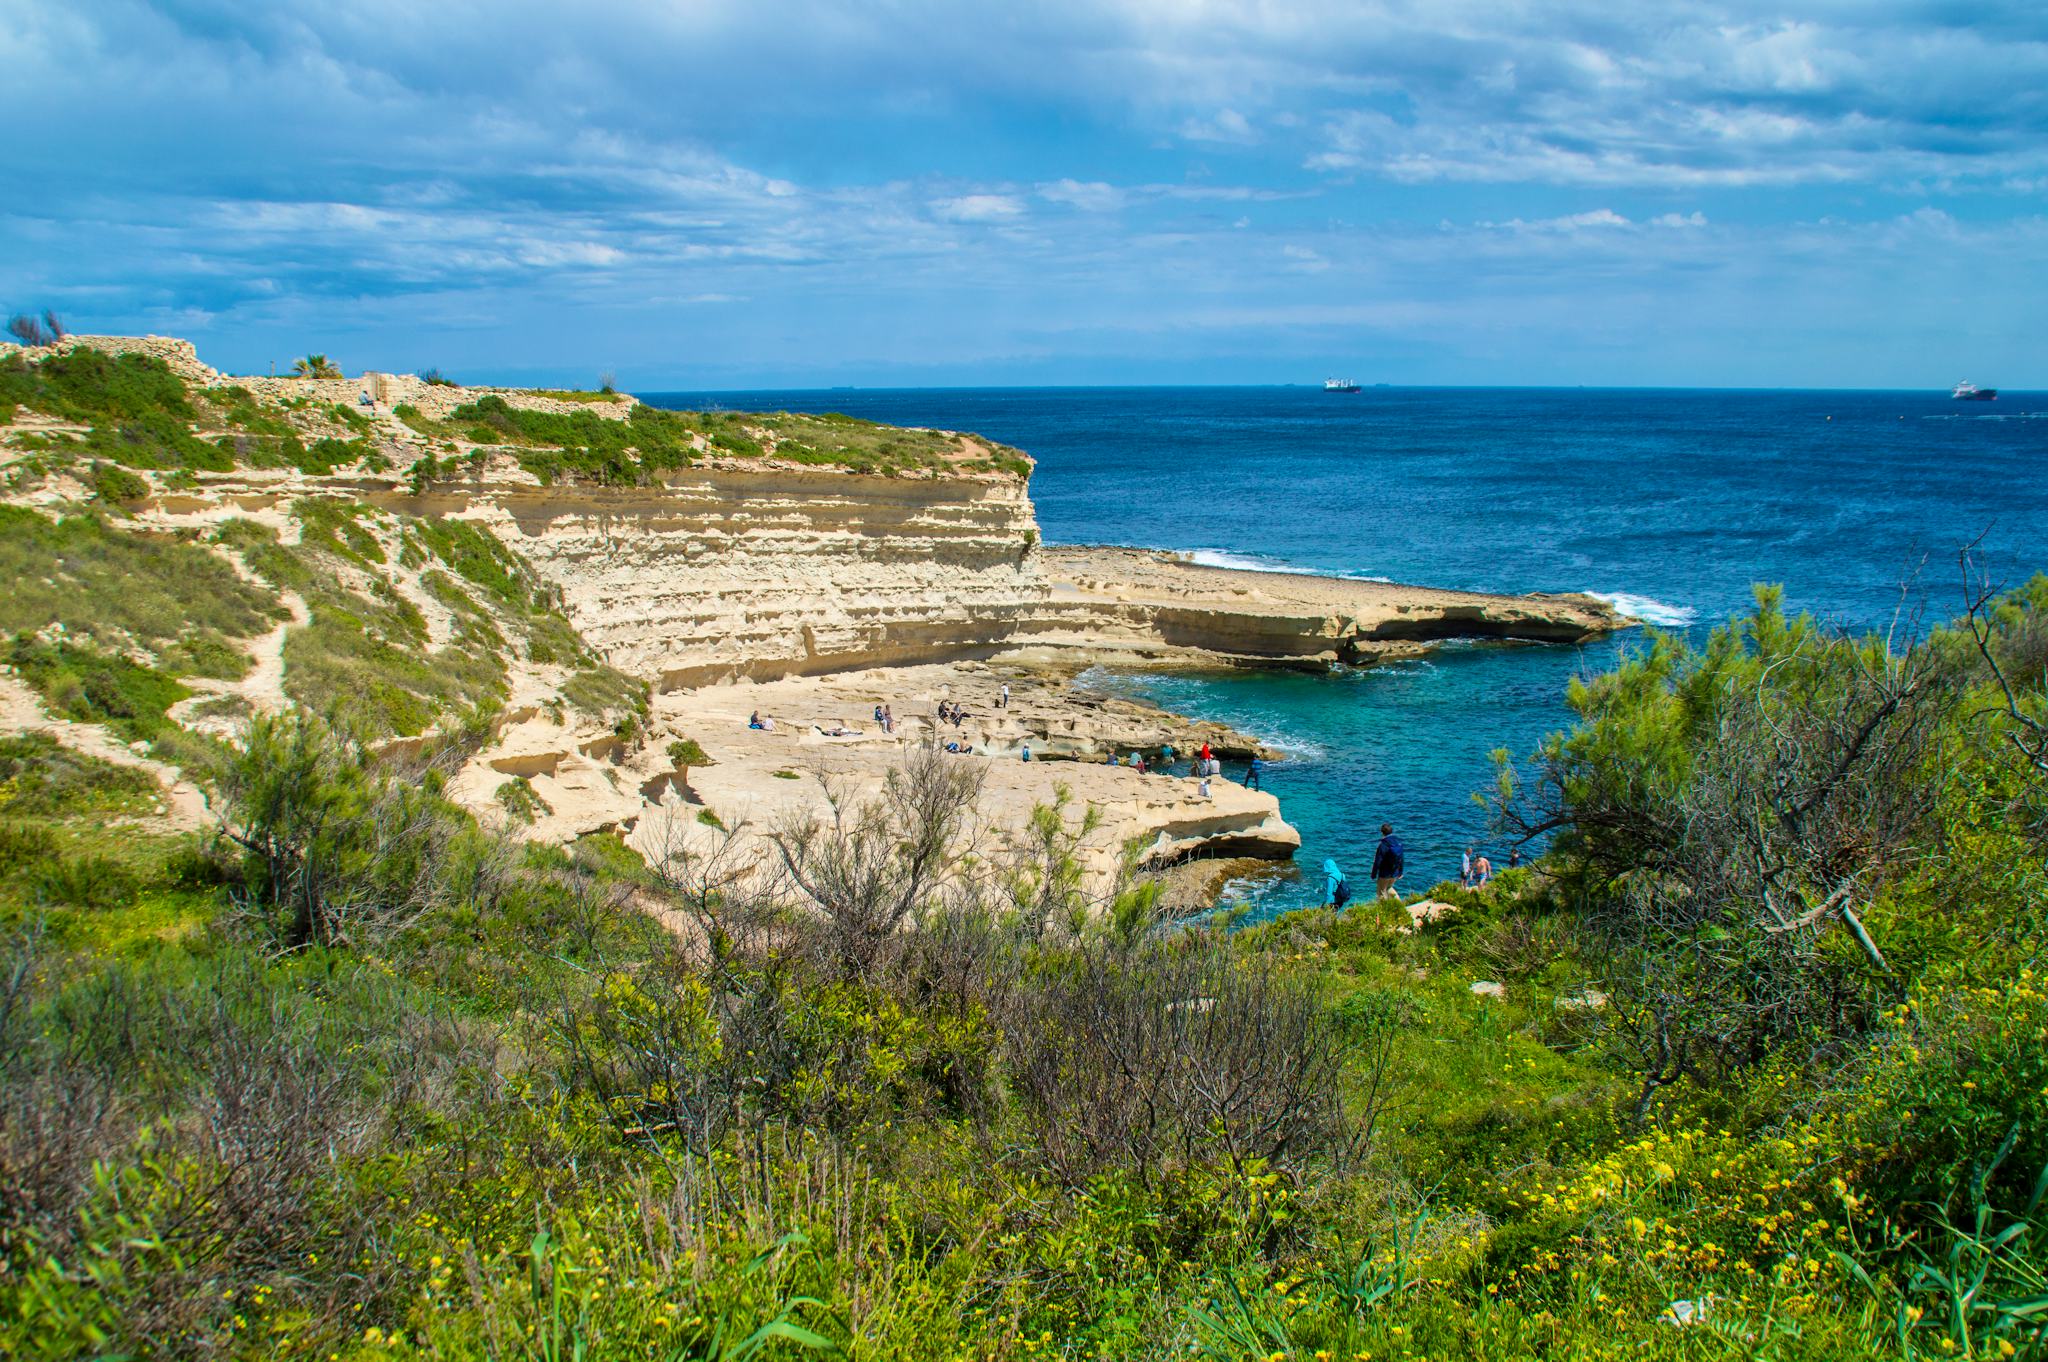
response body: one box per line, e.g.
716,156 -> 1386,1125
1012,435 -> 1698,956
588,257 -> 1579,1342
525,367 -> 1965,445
1953,380 -> 1998,401
1323,377 -> 1361,393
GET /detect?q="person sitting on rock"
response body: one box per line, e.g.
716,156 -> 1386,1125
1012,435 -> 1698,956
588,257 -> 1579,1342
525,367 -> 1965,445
749,711 -> 766,730
1198,775 -> 1212,798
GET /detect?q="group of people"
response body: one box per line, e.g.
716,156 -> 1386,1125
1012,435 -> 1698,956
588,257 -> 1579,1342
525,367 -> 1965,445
1323,825 -> 1526,907
870,703 -> 897,734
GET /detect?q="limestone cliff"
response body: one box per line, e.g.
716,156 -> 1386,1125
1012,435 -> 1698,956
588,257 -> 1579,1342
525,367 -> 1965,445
456,467 -> 1045,688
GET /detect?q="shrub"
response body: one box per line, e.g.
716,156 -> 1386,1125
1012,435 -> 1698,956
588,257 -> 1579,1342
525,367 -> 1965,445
215,712 -> 510,949
88,462 -> 149,505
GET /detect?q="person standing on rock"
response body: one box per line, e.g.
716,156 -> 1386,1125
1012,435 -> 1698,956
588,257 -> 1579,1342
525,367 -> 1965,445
1372,824 -> 1405,899
1245,756 -> 1264,790
1000,682 -> 1010,709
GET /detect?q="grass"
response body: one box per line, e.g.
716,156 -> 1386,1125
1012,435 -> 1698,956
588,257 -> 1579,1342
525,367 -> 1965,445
0,733 -> 159,818
6,637 -> 190,743
0,506 -> 283,666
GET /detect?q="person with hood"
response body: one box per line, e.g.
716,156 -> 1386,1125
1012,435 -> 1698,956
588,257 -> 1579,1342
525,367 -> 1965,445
1324,857 -> 1351,908
1372,823 -> 1405,899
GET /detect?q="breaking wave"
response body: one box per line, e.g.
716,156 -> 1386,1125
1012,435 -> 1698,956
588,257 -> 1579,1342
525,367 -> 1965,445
1590,591 -> 1698,628
1184,548 -> 1392,583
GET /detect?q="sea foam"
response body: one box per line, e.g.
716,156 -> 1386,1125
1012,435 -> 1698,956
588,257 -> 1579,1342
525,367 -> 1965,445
1590,591 -> 1698,628
1186,548 -> 1392,583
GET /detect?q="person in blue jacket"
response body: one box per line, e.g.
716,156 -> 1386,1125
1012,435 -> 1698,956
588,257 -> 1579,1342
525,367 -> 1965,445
1371,823 -> 1405,899
1245,756 -> 1265,790
1323,857 -> 1350,908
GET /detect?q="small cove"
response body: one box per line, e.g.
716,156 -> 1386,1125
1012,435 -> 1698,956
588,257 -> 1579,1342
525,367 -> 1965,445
644,383 -> 2048,916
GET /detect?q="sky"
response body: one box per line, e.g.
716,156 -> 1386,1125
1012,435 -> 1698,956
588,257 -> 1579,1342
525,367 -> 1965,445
5,1 -> 2046,388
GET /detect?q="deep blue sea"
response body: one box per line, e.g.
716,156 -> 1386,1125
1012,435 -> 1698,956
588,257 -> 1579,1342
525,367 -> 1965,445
642,386 -> 2048,916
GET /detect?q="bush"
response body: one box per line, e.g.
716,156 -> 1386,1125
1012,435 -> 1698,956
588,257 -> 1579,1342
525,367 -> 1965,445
215,712 -> 510,949
88,462 -> 149,505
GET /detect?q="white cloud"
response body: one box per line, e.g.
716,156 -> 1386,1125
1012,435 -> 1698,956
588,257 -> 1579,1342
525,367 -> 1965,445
930,193 -> 1026,223
1039,179 -> 1125,211
1180,108 -> 1255,144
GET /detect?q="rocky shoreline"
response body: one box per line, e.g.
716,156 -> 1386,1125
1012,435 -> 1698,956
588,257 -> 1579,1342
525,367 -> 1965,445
1,335 -> 1632,911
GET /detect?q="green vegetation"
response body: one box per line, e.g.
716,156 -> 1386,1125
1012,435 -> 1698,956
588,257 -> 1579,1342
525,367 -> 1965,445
9,346 -> 2039,1359
0,347 -> 193,425
5,636 -> 189,742
0,506 -> 281,674
4,576 -> 2042,1360
87,460 -> 149,505
0,733 -> 158,818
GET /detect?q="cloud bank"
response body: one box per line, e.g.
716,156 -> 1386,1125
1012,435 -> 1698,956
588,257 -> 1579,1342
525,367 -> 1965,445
2,1 -> 2042,385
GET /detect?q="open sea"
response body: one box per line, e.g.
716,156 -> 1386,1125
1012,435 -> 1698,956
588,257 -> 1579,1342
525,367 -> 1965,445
642,385 -> 2048,917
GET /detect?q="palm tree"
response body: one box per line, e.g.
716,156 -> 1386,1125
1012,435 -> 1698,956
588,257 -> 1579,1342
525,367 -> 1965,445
292,353 -> 342,379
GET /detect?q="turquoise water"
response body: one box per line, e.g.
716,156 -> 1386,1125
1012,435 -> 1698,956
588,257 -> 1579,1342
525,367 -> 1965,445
644,385 -> 2048,914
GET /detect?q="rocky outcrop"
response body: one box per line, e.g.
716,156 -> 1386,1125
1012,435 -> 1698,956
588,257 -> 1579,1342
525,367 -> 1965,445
1018,546 -> 1621,668
457,466 -> 1046,688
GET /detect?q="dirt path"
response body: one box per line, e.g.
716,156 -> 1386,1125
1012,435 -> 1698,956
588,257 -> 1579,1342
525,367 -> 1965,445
0,674 -> 212,830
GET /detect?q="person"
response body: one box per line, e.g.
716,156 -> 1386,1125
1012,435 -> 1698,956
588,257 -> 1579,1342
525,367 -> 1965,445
1507,847 -> 1521,870
1020,744 -> 1032,761
882,704 -> 894,734
1199,741 -> 1212,764
1245,756 -> 1264,791
1000,682 -> 1010,709
357,390 -> 373,407
1371,823 -> 1405,899
749,711 -> 765,729
1198,775 -> 1212,798
1460,845 -> 1474,888
1161,743 -> 1175,767
1105,750 -> 1117,764
1324,857 -> 1351,908
1473,853 -> 1493,886
760,715 -> 775,732
874,704 -> 885,724
1134,753 -> 1147,774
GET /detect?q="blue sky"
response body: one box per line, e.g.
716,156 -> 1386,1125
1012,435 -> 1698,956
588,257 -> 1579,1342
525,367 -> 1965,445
5,1 -> 2046,387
